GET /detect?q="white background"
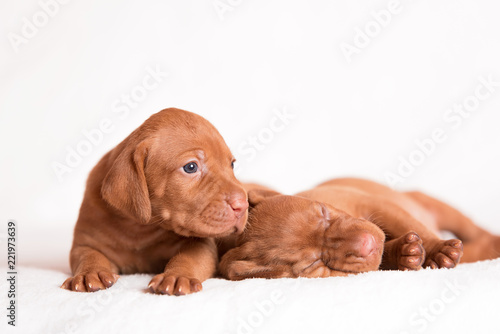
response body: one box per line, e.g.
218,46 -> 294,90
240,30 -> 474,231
1,0 -> 500,271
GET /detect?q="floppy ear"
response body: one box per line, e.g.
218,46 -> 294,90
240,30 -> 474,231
101,139 -> 152,224
247,189 -> 281,207
223,260 -> 292,280
219,247 -> 291,280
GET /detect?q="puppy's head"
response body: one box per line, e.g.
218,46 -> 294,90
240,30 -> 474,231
101,108 -> 248,238
320,203 -> 385,274
220,189 -> 384,279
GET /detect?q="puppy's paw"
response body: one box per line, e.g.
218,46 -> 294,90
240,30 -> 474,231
396,232 -> 425,270
61,271 -> 119,292
148,274 -> 202,296
424,239 -> 463,269
381,231 -> 425,271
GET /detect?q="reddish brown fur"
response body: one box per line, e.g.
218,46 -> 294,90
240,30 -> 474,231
62,108 -> 248,295
220,178 -> 500,280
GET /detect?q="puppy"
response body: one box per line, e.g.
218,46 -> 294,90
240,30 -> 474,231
61,108 -> 248,295
220,178 -> 500,280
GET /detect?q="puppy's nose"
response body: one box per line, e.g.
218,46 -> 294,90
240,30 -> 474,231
353,233 -> 377,258
228,195 -> 249,218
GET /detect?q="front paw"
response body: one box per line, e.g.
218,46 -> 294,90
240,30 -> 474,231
396,232 -> 425,270
424,239 -> 463,269
61,271 -> 119,292
148,274 -> 202,296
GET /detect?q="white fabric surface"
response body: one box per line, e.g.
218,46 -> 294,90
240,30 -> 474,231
2,259 -> 500,334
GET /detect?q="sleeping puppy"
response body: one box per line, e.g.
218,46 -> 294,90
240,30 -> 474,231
219,183 -> 386,280
220,178 -> 500,280
61,108 -> 248,295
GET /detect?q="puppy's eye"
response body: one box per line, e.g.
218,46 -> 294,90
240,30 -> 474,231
231,161 -> 235,169
183,162 -> 198,174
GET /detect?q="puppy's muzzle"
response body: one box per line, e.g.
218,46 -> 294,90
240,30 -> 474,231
227,193 -> 249,234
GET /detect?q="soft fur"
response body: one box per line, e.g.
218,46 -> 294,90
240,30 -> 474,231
220,178 -> 500,280
62,108 -> 248,295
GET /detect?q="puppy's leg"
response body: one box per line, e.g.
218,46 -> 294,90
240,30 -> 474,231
380,231 -> 425,270
359,199 -> 463,269
61,246 -> 120,292
406,191 -> 500,262
148,238 -> 217,295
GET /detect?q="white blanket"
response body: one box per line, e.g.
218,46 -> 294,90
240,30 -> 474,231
2,260 -> 499,334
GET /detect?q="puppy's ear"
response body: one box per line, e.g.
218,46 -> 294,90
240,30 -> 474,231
219,247 -> 291,280
247,189 -> 280,207
224,260 -> 291,280
101,139 -> 152,224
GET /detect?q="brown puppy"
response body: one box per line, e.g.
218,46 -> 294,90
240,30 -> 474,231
62,108 -> 248,295
220,178 -> 500,280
